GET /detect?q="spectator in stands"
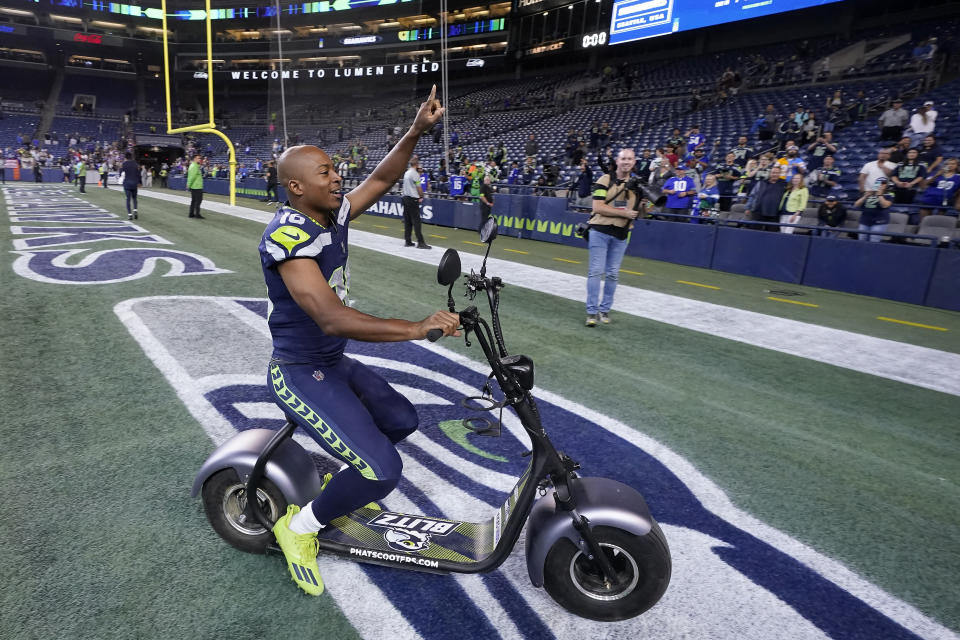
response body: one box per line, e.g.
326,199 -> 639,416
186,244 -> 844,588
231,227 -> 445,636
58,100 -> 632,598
739,154 -> 773,198
187,154 -> 205,219
878,99 -> 909,143
917,135 -> 944,175
584,148 -> 643,327
667,128 -> 685,151
588,122 -> 600,151
854,178 -> 893,242
809,155 -> 841,198
664,145 -> 679,169
662,166 -> 695,217
506,161 -> 520,186
685,125 -> 705,154
631,149 -> 652,184
806,131 -> 836,171
684,147 -> 712,187
712,152 -> 742,212
777,116 -> 801,150
120,152 -> 140,220
745,165 -> 787,231
648,158 -> 675,194
494,142 -> 507,168
524,134 -> 539,164
889,136 -> 913,164
729,136 -> 753,169
696,174 -> 721,221
599,122 -> 613,149
757,104 -> 778,143
800,111 -> 821,145
847,90 -> 868,122
817,195 -> 846,237
779,174 -> 809,233
776,145 -> 807,180
917,158 -> 960,220
891,149 -> 926,204
858,149 -> 896,195
908,101 -> 937,147
574,158 -> 593,208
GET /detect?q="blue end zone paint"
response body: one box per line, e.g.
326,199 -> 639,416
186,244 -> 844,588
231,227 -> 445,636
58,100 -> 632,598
206,298 -> 925,639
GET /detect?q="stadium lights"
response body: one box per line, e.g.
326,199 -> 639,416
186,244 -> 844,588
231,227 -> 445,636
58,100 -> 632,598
91,20 -> 126,29
380,21 -> 401,27
308,27 -> 327,32
0,7 -> 33,16
50,14 -> 83,23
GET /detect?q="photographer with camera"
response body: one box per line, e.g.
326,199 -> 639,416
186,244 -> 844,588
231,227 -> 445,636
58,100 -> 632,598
582,148 -> 646,327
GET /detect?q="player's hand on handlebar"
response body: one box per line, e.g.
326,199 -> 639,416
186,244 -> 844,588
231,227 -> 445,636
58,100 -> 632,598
419,310 -> 461,341
413,85 -> 445,135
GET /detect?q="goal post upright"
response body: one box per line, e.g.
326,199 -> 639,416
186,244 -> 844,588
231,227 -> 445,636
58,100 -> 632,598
160,0 -> 237,206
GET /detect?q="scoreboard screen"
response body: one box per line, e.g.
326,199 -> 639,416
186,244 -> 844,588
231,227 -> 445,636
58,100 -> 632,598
609,0 -> 843,45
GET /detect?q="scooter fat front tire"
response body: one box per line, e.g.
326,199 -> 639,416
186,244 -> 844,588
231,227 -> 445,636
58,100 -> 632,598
201,468 -> 288,554
542,522 -> 671,621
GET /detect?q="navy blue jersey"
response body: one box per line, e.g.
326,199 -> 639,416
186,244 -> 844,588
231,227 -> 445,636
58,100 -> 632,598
259,198 -> 352,365
729,145 -> 753,167
450,175 -> 467,195
687,134 -> 705,153
859,194 -> 892,226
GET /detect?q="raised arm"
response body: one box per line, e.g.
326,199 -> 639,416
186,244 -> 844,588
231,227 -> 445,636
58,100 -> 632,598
345,85 -> 444,218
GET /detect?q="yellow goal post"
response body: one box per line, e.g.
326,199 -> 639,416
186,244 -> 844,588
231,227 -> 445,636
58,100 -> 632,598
160,0 -> 237,206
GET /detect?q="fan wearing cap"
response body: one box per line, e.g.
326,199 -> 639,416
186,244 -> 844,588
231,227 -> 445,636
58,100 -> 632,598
817,195 -> 847,238
908,101 -> 937,147
853,177 -> 893,242
775,145 -> 807,181
878,99 -> 909,143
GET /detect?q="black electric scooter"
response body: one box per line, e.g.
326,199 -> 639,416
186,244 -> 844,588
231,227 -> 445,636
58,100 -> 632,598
192,218 -> 671,621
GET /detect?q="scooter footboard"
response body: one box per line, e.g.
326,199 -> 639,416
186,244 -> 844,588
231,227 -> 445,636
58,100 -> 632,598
190,428 -> 324,507
525,476 -> 654,587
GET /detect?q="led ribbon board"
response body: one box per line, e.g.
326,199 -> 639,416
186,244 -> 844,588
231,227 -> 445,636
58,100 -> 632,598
609,0 -> 844,45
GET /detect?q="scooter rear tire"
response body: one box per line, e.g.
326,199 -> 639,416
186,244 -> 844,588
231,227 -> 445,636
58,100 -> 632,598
542,522 -> 671,621
201,468 -> 288,554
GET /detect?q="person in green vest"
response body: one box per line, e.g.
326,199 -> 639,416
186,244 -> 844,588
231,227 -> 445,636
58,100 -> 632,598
187,154 -> 205,219
158,165 -> 168,189
469,167 -> 483,201
99,161 -> 109,188
76,157 -> 87,193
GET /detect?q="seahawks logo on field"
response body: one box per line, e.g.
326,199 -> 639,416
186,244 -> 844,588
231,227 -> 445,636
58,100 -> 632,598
368,512 -> 462,553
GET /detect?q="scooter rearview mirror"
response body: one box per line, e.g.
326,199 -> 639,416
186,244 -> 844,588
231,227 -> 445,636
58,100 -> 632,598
436,248 -> 461,312
436,248 -> 461,287
479,217 -> 498,244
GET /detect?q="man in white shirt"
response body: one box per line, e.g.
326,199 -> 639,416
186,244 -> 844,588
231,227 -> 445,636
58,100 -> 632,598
908,101 -> 937,147
858,148 -> 896,194
401,155 -> 430,249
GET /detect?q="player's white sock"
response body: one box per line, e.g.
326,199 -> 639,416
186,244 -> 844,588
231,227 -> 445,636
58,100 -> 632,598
289,502 -> 324,534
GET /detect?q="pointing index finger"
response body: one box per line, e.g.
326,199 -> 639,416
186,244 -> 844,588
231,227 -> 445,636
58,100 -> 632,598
429,84 -> 437,101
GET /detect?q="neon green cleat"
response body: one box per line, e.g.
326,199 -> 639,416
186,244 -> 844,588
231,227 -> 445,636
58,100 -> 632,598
272,504 -> 324,596
322,473 -> 380,511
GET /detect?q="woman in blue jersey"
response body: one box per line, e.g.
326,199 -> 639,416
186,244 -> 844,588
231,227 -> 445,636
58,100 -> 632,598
917,157 -> 960,220
259,86 -> 459,596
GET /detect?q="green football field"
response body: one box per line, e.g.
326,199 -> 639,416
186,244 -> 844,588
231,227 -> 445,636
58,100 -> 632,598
1,182 -> 958,640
